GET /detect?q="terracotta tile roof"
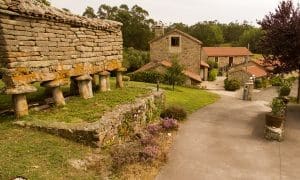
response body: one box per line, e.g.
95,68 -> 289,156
243,65 -> 268,78
203,47 -> 253,57
200,61 -> 210,68
149,29 -> 203,45
1,0 -> 121,30
135,60 -> 202,82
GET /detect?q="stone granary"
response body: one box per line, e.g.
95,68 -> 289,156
0,0 -> 125,117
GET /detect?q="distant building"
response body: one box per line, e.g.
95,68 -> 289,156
201,47 -> 253,71
228,60 -> 269,83
136,27 -> 207,84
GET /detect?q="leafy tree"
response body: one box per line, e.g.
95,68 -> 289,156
189,22 -> 224,46
123,47 -> 150,72
220,22 -> 251,45
164,58 -> 185,91
96,4 -> 154,50
166,23 -> 189,33
238,28 -> 263,53
259,0 -> 300,103
82,6 -> 97,18
34,0 -> 50,6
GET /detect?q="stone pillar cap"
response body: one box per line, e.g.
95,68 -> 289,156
99,71 -> 110,76
116,67 -> 127,72
3,85 -> 37,95
41,79 -> 69,88
75,74 -> 92,81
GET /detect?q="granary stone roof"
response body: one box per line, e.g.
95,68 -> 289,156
0,0 -> 122,31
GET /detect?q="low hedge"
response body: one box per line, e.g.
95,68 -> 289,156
224,78 -> 241,91
128,71 -> 164,83
208,69 -> 218,81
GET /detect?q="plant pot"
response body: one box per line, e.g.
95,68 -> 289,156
265,113 -> 285,128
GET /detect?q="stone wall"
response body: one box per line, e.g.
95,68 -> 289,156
0,0 -> 125,117
15,89 -> 165,147
150,31 -> 201,74
0,0 -> 122,88
205,56 -> 246,68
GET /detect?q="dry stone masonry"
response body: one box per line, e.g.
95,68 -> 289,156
0,0 -> 125,117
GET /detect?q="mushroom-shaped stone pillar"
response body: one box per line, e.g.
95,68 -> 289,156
116,68 -> 126,89
99,71 -> 110,92
106,72 -> 111,91
41,79 -> 68,106
4,85 -> 37,117
75,74 -> 93,99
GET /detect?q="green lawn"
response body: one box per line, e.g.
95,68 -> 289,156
164,86 -> 219,113
0,80 -> 219,179
0,122 -> 101,179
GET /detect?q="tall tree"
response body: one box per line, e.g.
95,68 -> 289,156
96,4 -> 154,50
238,28 -> 263,53
34,0 -> 50,6
189,22 -> 224,46
165,58 -> 185,91
259,0 -> 300,103
82,6 -> 97,18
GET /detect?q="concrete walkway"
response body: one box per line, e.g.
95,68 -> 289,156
157,91 -> 300,180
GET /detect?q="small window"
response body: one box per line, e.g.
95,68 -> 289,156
171,36 -> 180,47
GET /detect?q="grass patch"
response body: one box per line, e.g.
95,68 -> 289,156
0,80 -> 150,123
0,80 -> 219,179
0,122 -> 100,179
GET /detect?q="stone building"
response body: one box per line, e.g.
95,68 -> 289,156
0,0 -> 125,117
136,27 -> 208,84
228,60 -> 268,83
201,47 -> 253,71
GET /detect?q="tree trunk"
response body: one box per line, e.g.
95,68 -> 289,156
297,67 -> 300,104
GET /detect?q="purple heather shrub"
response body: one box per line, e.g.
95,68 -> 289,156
147,124 -> 163,135
140,145 -> 160,161
161,118 -> 179,130
140,135 -> 157,146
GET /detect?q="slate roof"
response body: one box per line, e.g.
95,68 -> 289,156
149,29 -> 203,45
0,0 -> 121,30
203,47 -> 253,57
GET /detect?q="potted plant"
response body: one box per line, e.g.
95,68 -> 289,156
265,97 -> 286,128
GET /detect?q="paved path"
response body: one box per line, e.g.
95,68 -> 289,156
157,90 -> 300,180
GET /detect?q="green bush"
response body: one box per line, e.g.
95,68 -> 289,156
123,47 -> 150,72
262,78 -> 268,88
270,76 -> 283,86
160,106 -> 187,121
270,97 -> 286,116
128,71 -> 164,83
208,68 -> 218,81
224,78 -> 241,91
207,60 -> 218,69
279,86 -> 291,96
254,79 -> 263,89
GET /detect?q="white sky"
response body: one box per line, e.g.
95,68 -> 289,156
49,0 -> 299,26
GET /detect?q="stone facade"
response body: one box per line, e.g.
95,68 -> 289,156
149,29 -> 202,75
204,56 -> 246,68
0,0 -> 124,117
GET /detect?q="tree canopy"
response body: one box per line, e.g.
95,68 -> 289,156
34,0 -> 50,6
82,6 -> 97,18
259,0 -> 300,102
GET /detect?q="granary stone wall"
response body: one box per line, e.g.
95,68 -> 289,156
150,31 -> 201,74
0,0 -> 124,117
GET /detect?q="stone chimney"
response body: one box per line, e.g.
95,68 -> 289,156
153,25 -> 164,38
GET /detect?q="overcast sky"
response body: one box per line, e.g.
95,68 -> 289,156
49,0 -> 299,26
